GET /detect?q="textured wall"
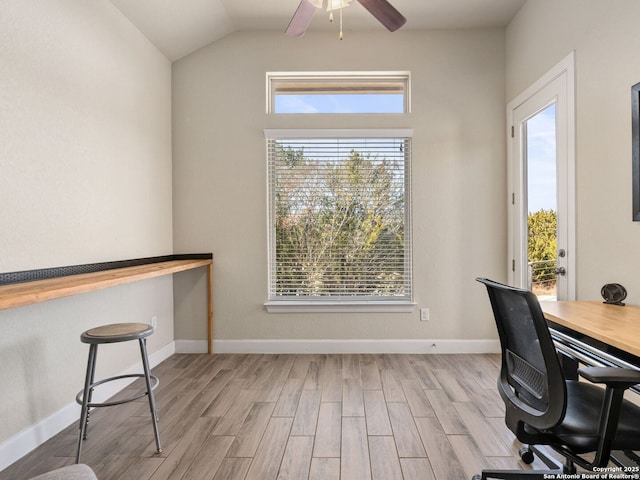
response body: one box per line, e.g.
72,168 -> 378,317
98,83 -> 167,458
172,29 -> 507,345
0,0 -> 173,447
507,0 -> 640,303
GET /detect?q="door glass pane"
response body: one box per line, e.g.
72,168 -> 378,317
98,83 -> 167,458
525,103 -> 557,299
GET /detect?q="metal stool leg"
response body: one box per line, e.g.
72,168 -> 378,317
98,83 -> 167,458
84,346 -> 98,439
76,344 -> 98,463
139,338 -> 162,453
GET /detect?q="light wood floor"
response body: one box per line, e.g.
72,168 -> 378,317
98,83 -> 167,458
1,353 -> 551,480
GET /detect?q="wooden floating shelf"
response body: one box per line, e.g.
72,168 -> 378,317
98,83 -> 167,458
0,258 -> 212,310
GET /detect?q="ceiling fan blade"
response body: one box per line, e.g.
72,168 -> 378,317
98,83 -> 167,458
285,0 -> 321,37
357,0 -> 406,32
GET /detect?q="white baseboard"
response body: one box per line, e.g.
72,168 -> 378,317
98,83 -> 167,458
0,341 -> 175,472
211,339 -> 501,354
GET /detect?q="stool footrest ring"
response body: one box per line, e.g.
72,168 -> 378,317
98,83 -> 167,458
75,374 -> 159,408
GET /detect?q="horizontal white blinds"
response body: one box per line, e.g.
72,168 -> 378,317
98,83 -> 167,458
267,134 -> 412,301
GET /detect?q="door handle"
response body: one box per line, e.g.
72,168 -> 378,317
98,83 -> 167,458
554,266 -> 566,276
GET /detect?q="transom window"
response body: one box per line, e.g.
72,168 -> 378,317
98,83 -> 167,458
265,129 -> 413,311
267,72 -> 410,114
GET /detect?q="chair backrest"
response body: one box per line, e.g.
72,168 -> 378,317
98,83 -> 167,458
477,278 -> 567,430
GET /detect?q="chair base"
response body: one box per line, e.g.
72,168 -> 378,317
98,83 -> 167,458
471,470 -> 562,480
472,469 -> 561,480
472,445 -> 575,480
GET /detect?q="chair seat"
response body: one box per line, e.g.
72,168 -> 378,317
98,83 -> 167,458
29,464 -> 97,480
549,380 -> 640,452
81,322 -> 153,344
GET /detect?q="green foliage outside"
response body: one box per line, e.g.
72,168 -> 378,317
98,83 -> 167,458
273,144 -> 407,297
528,209 -> 557,284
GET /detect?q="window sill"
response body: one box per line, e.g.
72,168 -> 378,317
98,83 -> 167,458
264,301 -> 417,314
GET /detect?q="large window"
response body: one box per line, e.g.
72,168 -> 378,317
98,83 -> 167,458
265,129 -> 413,311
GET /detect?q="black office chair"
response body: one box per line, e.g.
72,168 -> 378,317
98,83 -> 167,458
474,278 -> 640,479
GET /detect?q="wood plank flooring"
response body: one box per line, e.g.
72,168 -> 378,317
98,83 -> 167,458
1,353 -> 553,480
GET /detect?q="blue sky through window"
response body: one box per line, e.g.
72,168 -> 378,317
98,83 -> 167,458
527,103 -> 557,213
274,93 -> 404,114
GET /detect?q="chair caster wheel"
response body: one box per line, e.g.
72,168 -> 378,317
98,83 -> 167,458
472,475 -> 483,480
519,446 -> 535,464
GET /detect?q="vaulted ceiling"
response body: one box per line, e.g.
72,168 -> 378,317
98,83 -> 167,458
108,0 -> 526,61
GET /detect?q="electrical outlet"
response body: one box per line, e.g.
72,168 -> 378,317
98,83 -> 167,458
420,308 -> 429,322
151,315 -> 157,329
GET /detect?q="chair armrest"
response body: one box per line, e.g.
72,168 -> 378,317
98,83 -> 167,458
578,366 -> 640,468
578,366 -> 640,389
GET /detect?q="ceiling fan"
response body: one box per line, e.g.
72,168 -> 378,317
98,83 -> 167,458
285,0 -> 406,38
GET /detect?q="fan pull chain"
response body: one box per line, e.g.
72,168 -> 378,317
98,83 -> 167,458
328,3 -> 345,39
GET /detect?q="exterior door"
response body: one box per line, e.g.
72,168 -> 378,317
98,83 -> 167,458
508,53 -> 575,300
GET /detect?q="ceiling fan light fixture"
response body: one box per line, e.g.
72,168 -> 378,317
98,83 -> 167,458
327,0 -> 352,11
286,0 -> 405,38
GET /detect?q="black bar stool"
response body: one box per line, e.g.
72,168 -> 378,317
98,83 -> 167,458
75,323 -> 162,463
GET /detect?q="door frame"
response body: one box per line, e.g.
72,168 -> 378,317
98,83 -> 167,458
506,52 -> 576,300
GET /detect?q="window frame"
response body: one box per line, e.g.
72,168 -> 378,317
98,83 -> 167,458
266,71 -> 411,115
264,128 -> 415,313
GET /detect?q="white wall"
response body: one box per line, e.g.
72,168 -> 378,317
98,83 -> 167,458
172,29 -> 507,350
0,0 -> 173,454
506,0 -> 640,303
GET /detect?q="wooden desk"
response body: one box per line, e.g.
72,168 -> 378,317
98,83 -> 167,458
541,301 -> 640,468
0,256 -> 214,353
540,301 -> 640,361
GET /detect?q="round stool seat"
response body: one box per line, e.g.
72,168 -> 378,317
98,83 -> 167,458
81,323 -> 153,344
